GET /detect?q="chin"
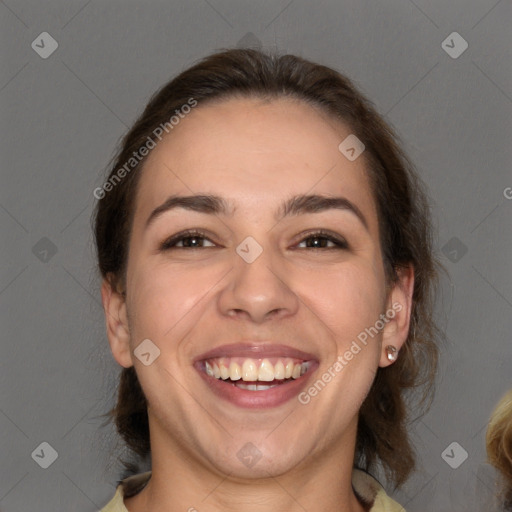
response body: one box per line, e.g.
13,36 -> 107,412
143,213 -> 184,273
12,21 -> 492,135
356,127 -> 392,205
202,437 -> 310,480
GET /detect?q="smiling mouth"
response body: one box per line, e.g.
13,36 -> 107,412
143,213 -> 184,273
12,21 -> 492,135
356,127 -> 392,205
200,356 -> 314,391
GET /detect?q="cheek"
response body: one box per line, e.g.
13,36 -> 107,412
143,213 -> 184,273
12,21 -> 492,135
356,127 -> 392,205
124,263 -> 212,407
301,261 -> 385,342
302,262 -> 383,416
126,259 -> 225,345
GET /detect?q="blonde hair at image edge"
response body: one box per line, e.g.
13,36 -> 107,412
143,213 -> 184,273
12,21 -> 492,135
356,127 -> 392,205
486,389 -> 512,504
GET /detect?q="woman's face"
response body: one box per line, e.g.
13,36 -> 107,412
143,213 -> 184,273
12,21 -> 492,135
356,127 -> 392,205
104,96 -> 412,479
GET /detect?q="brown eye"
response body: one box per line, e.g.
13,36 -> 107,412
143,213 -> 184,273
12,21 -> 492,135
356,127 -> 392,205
160,230 -> 216,250
296,231 -> 348,250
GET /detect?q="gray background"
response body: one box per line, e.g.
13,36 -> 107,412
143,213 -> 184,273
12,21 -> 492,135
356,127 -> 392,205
1,1 -> 511,511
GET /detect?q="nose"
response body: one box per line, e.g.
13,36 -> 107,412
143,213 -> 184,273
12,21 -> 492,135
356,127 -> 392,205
217,241 -> 299,324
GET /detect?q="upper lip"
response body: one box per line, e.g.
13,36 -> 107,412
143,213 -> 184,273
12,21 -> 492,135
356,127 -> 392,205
194,342 -> 318,362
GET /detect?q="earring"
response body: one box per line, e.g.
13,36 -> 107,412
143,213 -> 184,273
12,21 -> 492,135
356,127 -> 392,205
385,345 -> 398,362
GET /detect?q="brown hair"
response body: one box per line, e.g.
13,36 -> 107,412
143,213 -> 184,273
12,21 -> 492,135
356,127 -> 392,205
487,390 -> 512,509
93,48 -> 441,488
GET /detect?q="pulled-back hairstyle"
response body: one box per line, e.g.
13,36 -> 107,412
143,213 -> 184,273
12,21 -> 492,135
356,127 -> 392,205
93,48 -> 441,488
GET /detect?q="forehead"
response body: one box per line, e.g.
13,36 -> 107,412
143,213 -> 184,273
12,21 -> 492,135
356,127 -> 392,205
133,96 -> 377,226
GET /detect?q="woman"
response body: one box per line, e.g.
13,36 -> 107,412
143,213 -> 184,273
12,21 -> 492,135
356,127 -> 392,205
95,48 -> 440,512
487,390 -> 512,510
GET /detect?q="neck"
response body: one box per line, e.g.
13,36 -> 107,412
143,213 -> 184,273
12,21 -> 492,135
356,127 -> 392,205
124,418 -> 368,512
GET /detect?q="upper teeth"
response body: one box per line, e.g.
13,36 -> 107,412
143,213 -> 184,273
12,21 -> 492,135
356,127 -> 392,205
204,357 -> 309,381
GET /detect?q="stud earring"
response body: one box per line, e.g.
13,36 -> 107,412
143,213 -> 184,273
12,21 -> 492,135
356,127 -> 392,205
385,345 -> 398,362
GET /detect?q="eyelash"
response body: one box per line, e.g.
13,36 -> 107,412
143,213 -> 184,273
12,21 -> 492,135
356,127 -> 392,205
159,229 -> 349,251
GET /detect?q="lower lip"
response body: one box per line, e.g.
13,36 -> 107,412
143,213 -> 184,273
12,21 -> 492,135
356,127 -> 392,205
195,362 -> 319,409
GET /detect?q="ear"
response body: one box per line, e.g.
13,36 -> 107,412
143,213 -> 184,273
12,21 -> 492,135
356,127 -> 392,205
101,276 -> 133,368
379,264 -> 414,368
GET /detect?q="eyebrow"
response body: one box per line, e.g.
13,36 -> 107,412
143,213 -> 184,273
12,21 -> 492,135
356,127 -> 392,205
145,193 -> 369,231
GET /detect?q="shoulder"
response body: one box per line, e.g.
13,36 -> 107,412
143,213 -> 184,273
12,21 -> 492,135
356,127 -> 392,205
352,469 -> 406,512
100,472 -> 151,512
